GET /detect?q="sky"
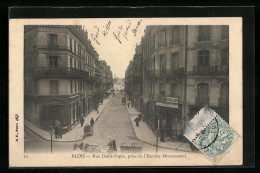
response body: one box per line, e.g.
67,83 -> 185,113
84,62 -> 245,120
83,19 -> 146,78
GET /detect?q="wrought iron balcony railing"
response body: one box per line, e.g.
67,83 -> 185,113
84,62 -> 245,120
158,41 -> 166,48
169,39 -> 180,46
195,96 -> 210,106
145,67 -> 184,79
26,67 -> 89,78
192,65 -> 228,75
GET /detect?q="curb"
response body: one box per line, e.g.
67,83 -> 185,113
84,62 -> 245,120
25,96 -> 113,143
125,104 -> 192,152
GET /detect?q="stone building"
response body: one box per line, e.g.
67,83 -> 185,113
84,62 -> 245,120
24,25 -> 102,131
100,60 -> 113,97
125,45 -> 143,111
126,25 -> 229,141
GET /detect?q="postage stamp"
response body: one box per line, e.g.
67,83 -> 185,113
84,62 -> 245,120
184,106 -> 241,163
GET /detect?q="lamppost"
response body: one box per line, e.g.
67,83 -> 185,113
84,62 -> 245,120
156,113 -> 160,153
49,126 -> 54,154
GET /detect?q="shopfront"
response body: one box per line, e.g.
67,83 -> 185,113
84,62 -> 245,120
155,101 -> 182,141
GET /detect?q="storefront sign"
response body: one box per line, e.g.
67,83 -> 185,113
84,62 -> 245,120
166,97 -> 178,104
156,102 -> 178,108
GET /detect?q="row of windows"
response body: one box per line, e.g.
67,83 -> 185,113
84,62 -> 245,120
144,82 -> 228,106
69,36 -> 85,58
24,80 -> 94,95
144,49 -> 229,71
69,80 -> 94,94
69,36 -> 96,68
142,26 -> 229,61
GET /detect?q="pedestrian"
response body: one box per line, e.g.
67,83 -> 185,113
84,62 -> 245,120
134,117 -> 139,127
127,102 -> 130,108
54,125 -> 59,138
80,117 -> 85,127
58,125 -> 63,138
90,117 -> 94,126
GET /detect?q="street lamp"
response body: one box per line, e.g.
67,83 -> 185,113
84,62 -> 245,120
49,126 -> 54,154
156,113 -> 160,153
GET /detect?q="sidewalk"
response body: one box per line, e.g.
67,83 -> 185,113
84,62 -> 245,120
125,103 -> 192,152
25,95 -> 112,142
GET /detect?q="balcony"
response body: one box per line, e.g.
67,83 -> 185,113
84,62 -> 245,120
155,67 -> 185,78
218,98 -> 229,107
26,67 -> 89,79
195,96 -> 209,106
158,41 -> 166,48
169,39 -> 180,46
192,65 -> 229,75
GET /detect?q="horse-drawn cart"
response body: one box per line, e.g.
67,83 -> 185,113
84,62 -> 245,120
84,125 -> 93,136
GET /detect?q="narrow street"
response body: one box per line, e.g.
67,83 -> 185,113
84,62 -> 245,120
25,92 -> 187,154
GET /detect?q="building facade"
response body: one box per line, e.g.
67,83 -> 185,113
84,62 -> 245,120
125,45 -> 143,111
24,25 -> 111,131
125,25 -> 229,141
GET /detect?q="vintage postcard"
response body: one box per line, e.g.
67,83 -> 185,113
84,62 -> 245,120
9,18 -> 243,167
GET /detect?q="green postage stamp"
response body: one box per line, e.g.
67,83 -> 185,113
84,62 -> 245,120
184,106 -> 241,163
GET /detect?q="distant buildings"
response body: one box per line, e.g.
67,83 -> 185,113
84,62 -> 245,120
125,25 -> 229,141
24,25 -> 113,131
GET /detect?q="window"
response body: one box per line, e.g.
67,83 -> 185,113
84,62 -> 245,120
49,56 -> 58,67
220,83 -> 229,106
77,80 -> 80,92
74,60 -> 77,68
160,55 -> 166,74
197,83 -> 209,105
78,45 -> 81,56
70,57 -> 73,67
221,49 -> 229,66
160,83 -> 165,97
78,61 -> 81,70
33,80 -> 38,94
70,80 -> 73,94
171,84 -> 178,97
172,26 -> 180,45
198,26 -> 210,42
48,34 -> 58,48
74,41 -> 76,53
222,26 -> 229,40
70,37 -> 72,51
159,29 -> 166,47
171,53 -> 179,70
74,80 -> 77,93
197,50 -> 210,66
50,80 -> 58,95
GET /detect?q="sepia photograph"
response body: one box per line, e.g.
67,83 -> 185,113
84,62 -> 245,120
9,17 -> 243,167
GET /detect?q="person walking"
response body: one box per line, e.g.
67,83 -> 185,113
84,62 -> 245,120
127,102 -> 130,108
58,124 -> 63,138
90,117 -> 94,126
80,117 -> 85,127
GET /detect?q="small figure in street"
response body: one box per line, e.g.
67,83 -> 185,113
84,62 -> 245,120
80,117 -> 85,127
90,117 -> 95,126
127,102 -> 130,108
134,117 -> 139,127
54,120 -> 61,138
54,125 -> 59,138
58,125 -> 63,138
138,113 -> 142,121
